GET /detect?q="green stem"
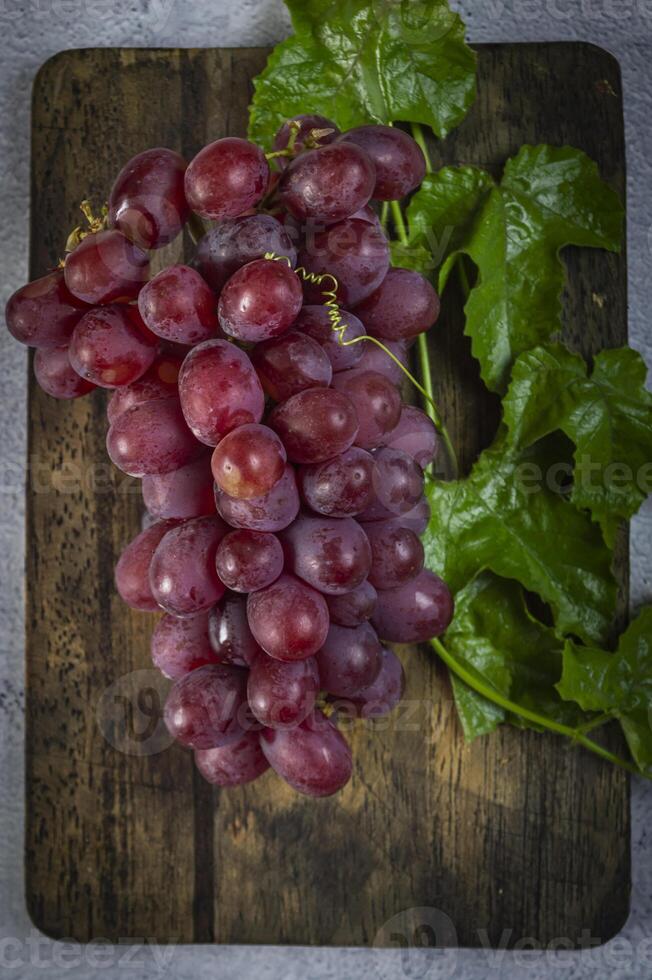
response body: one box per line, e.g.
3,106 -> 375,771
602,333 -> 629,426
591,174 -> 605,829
411,122 -> 433,172
432,638 -> 643,777
390,199 -> 408,245
456,254 -> 471,300
380,201 -> 389,233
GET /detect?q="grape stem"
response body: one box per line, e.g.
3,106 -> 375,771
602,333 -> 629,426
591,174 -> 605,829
389,198 -> 459,479
431,637 -> 644,777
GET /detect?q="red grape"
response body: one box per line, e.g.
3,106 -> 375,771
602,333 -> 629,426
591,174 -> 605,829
6,270 -> 88,349
215,529 -> 284,593
178,339 -> 265,446
142,452 -> 215,519
34,346 -> 95,399
281,513 -> 372,595
247,656 -> 319,729
108,147 -> 189,249
163,663 -> 247,749
211,424 -> 286,500
299,218 -> 390,306
364,447 -> 424,518
184,137 -> 269,220
217,258 -> 303,342
151,611 -> 218,679
354,267 -> 440,341
209,596 -> 262,667
106,354 -> 181,424
69,305 -> 157,388
384,405 -> 439,469
107,397 -> 202,476
268,387 -> 359,463
194,214 -> 297,293
114,520 -> 177,611
279,143 -> 375,223
259,709 -> 352,797
356,338 -> 409,386
149,515 -> 228,616
215,463 -> 300,532
364,520 -> 425,589
332,369 -> 401,449
371,570 -> 454,643
195,731 -> 270,786
316,622 -> 382,697
325,581 -> 377,627
64,229 -> 149,305
138,265 -> 219,345
247,573 -> 329,661
272,114 -> 340,167
251,330 -> 332,401
294,305 -> 366,372
298,447 -> 375,517
347,646 -> 405,718
338,125 -> 425,200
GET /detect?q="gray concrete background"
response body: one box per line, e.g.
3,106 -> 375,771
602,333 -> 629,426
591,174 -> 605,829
0,1 -> 650,977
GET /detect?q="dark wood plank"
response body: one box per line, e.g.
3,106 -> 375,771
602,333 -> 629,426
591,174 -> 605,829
25,42 -> 629,948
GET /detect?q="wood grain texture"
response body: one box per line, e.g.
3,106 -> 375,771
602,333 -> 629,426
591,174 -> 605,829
26,43 -> 630,948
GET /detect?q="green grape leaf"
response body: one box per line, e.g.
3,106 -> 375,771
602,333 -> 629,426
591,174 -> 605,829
502,344 -> 652,546
248,0 -> 477,147
557,608 -> 652,771
405,145 -> 624,392
445,572 -> 587,740
423,434 -> 618,646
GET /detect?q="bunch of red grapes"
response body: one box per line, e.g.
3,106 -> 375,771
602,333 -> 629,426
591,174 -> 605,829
6,115 -> 454,797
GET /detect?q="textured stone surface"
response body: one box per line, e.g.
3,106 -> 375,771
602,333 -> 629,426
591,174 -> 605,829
0,1 -> 650,976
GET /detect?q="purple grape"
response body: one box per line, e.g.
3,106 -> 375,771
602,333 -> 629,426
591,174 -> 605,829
247,573 -> 329,661
332,369 -> 401,449
251,330 -> 332,401
69,305 -> 157,388
218,258 -> 303,342
149,516 -> 228,616
347,646 -> 405,718
281,513 -> 371,595
215,463 -> 300,532
279,143 -> 375,223
178,339 -> 265,446
371,570 -> 454,643
272,114 -> 340,167
338,125 -> 426,200
106,397 -> 202,477
247,655 -> 320,729
354,267 -> 440,341
64,229 -> 149,305
108,147 -> 189,249
268,387 -> 359,464
142,452 -> 215,519
325,581 -> 378,627
315,622 -> 382,698
384,405 -> 439,469
299,218 -> 390,307
294,305 -> 366,372
138,265 -> 219,346
194,214 -> 297,293
211,423 -> 286,500
298,447 -> 375,517
114,520 -> 177,612
34,346 -> 95,399
259,709 -> 352,797
164,663 -> 248,749
364,520 -> 424,589
209,595 -> 262,667
106,354 -> 181,424
215,529 -> 284,593
151,611 -> 218,679
6,270 -> 88,349
195,731 -> 270,786
184,137 -> 269,220
355,338 -> 409,386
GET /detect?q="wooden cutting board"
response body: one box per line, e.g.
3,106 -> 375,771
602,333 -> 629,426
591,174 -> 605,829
26,43 -> 630,947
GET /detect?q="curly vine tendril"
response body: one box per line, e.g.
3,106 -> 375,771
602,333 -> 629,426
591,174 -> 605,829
263,250 -> 456,473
